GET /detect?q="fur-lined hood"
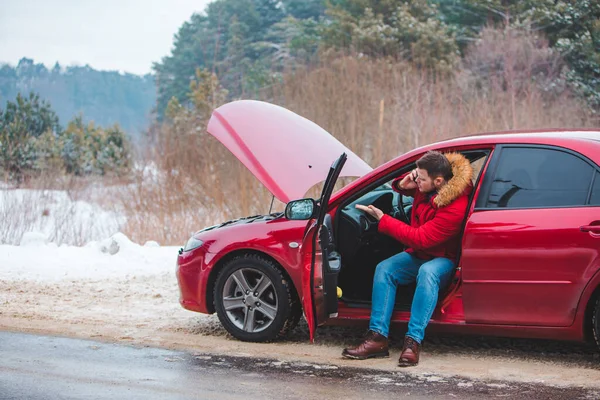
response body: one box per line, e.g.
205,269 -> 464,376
434,152 -> 473,208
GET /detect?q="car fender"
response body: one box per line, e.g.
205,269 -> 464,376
574,262 -> 600,337
202,232 -> 306,312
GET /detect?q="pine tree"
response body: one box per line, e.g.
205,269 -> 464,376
0,92 -> 60,181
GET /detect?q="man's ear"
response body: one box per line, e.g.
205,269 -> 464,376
434,177 -> 445,187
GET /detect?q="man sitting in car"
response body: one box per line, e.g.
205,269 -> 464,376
344,150 -> 473,366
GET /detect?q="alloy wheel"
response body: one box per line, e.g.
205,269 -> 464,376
222,268 -> 278,333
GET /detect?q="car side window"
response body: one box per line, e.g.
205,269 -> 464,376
591,172 -> 600,205
486,147 -> 594,208
470,157 -> 486,185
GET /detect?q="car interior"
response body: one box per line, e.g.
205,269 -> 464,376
330,150 -> 490,311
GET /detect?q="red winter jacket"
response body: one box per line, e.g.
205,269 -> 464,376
378,153 -> 473,261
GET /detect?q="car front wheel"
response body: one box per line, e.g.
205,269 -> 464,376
214,254 -> 301,342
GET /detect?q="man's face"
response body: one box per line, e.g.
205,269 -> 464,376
415,168 -> 445,193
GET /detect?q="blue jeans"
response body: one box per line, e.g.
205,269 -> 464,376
369,252 -> 455,343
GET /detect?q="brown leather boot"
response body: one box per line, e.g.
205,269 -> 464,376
342,330 -> 389,360
398,336 -> 420,367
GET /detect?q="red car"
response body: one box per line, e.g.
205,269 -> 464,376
176,100 -> 600,350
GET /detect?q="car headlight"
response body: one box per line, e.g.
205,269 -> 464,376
183,237 -> 204,252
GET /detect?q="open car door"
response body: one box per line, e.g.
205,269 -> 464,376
301,153 -> 347,342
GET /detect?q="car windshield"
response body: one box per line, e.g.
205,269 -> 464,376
312,177 -> 390,200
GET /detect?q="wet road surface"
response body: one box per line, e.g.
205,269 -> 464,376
0,331 -> 597,400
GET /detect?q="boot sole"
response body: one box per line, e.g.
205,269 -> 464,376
342,351 -> 390,360
397,360 -> 418,367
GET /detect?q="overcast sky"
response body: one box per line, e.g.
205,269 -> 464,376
0,0 -> 212,75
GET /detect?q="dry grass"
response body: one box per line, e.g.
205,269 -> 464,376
115,133 -> 286,245
269,57 -> 593,167
0,185 -> 123,246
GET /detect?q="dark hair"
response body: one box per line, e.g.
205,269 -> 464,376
416,151 -> 453,181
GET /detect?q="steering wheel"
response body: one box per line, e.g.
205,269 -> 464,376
392,193 -> 409,224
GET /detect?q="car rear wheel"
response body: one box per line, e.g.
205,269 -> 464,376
214,254 -> 300,342
593,295 -> 600,351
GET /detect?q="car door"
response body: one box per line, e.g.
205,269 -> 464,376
461,145 -> 600,326
301,153 -> 347,342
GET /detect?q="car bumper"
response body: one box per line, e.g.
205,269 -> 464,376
176,247 -> 211,314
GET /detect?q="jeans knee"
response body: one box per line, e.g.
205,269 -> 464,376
417,264 -> 440,284
374,260 -> 397,284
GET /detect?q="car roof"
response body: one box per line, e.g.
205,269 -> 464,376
417,128 -> 600,166
434,128 -> 600,147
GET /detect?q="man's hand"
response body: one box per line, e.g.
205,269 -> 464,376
397,169 -> 418,191
355,204 -> 384,221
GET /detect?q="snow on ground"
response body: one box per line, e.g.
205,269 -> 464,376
2,232 -> 176,282
0,186 -> 213,342
0,230 -> 217,337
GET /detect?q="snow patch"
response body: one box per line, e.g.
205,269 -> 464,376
486,383 -> 509,388
98,232 -> 136,255
20,231 -> 49,247
312,364 -> 338,370
0,232 -> 178,282
424,375 -> 446,382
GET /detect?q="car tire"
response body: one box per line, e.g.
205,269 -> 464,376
214,254 -> 300,342
593,295 -> 600,351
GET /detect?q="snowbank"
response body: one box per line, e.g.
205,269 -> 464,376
0,232 -> 179,282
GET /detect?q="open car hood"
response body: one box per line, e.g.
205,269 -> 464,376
207,100 -> 372,203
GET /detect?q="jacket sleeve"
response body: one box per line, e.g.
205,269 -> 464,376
392,176 -> 416,198
377,198 -> 467,250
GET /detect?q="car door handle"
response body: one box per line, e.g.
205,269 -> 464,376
580,225 -> 600,233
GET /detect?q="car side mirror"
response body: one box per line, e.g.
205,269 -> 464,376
285,198 -> 318,220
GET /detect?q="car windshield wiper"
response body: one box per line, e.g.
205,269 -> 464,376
217,219 -> 241,228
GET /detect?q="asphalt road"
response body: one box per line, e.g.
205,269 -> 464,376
0,332 -> 596,400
